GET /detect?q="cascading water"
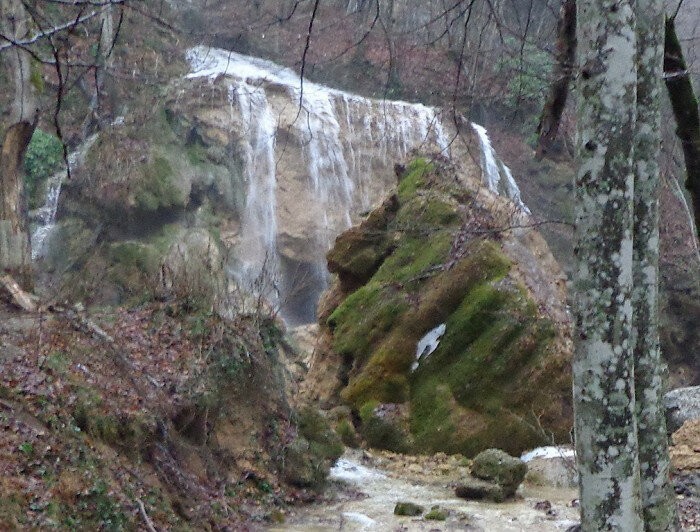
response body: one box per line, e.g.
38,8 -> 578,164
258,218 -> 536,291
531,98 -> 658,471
185,47 -> 527,323
31,134 -> 98,259
471,122 -> 530,214
232,82 -> 280,300
186,46 -> 450,323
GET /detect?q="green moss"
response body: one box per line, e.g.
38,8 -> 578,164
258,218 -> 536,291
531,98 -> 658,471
185,142 -> 208,165
283,408 -> 343,489
409,279 -> 558,455
134,155 -> 184,212
425,506 -> 448,520
373,232 -> 452,285
394,502 -> 424,516
297,407 -> 344,462
409,381 -> 458,453
358,401 -> 409,453
30,59 -> 45,93
397,158 -> 433,202
325,158 -> 567,456
335,419 -> 359,448
342,241 -> 513,410
328,283 -> 408,364
394,194 -> 459,229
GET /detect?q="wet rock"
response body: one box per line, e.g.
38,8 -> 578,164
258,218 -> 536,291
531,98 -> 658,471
471,448 -> 527,496
393,501 -> 424,516
534,500 -> 552,511
522,446 -> 577,488
424,506 -> 448,521
455,477 -> 507,503
665,386 -> 700,433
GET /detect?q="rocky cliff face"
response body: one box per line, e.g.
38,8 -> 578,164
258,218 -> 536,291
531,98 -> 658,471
48,46 -> 532,327
302,158 -> 572,457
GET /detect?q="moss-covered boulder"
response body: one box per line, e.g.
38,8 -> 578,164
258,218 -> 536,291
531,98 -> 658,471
327,194 -> 399,292
315,158 -> 572,456
394,502 -> 424,516
470,448 -> 527,496
283,407 -> 343,489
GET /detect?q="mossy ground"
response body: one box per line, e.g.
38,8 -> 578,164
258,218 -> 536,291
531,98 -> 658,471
325,158 -> 570,456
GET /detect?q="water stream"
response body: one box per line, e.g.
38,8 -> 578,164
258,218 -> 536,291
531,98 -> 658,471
275,449 -> 579,531
31,134 -> 98,260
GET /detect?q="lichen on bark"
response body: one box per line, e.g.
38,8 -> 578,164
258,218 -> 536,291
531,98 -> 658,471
573,0 -> 643,528
633,2 -> 677,530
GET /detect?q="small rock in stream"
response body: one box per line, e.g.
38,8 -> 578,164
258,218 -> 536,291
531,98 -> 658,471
471,448 -> 527,496
455,477 -> 507,502
394,501 -> 424,516
424,505 -> 448,520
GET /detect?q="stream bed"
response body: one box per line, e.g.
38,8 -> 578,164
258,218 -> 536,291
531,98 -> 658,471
273,449 -> 580,531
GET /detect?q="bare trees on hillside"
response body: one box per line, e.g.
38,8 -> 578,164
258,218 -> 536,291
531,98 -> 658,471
0,0 -> 129,292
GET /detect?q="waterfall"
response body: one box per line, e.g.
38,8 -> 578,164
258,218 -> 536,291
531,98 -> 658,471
31,134 -> 98,259
471,122 -> 530,214
186,46 -> 450,323
233,83 -> 280,300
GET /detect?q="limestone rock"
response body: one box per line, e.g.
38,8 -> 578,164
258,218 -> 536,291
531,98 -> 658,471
309,158 -> 572,456
670,419 -> 700,470
665,386 -> 700,433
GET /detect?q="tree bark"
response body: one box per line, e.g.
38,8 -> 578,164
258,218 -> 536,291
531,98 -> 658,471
633,3 -> 678,530
664,16 -> 700,237
573,0 -> 643,529
0,0 -> 38,288
535,0 -> 576,160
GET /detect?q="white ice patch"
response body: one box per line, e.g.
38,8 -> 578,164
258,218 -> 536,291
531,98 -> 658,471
412,323 -> 446,371
330,458 -> 386,483
520,446 -> 576,463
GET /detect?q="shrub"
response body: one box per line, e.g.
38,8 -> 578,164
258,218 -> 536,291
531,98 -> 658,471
24,129 -> 65,205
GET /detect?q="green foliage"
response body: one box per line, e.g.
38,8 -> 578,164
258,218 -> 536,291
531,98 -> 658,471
283,408 -> 343,489
18,442 -> 34,455
74,480 -> 128,531
23,129 -> 64,207
335,419 -> 359,448
495,38 -> 553,113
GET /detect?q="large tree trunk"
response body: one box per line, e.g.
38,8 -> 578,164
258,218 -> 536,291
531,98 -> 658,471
573,0 -> 643,528
633,3 -> 678,530
0,0 -> 39,288
535,0 -> 576,160
664,16 -> 700,237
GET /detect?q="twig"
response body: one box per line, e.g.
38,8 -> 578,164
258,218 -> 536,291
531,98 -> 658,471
136,498 -> 157,532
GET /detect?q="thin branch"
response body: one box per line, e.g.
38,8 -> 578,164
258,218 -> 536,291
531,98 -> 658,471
0,9 -> 102,52
136,498 -> 157,532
